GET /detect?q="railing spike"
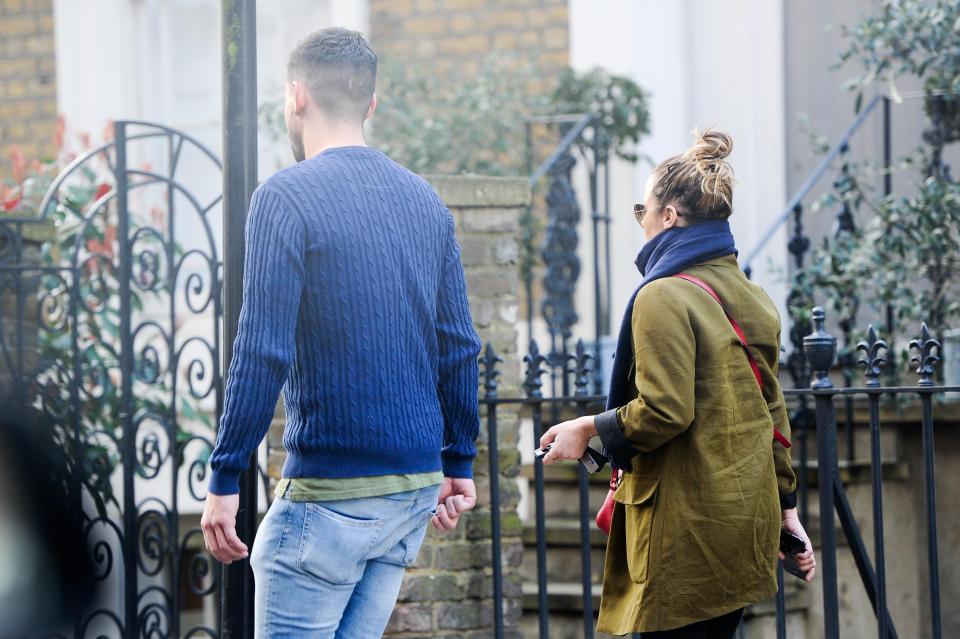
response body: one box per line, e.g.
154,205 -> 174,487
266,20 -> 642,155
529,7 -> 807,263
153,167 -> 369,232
910,322 -> 941,387
570,339 -> 593,397
523,340 -> 547,399
856,324 -> 888,388
480,342 -> 502,399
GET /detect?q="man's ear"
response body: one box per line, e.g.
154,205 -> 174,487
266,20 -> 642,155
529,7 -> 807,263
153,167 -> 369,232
365,93 -> 377,120
292,80 -> 308,115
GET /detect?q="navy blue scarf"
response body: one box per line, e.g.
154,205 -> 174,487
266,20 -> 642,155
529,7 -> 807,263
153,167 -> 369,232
605,219 -> 738,411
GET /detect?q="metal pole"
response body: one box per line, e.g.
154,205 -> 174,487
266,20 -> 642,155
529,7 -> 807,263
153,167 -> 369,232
115,121 -> 138,639
815,393 -> 840,639
869,389 -> 888,639
221,0 -> 258,637
525,121 -> 534,347
883,97 -> 894,337
805,307 -> 839,639
920,390 -> 942,639
602,135 -> 611,338
775,562 -> 786,639
590,124 -> 602,395
532,401 -> 549,639
577,398 -> 594,638
482,344 -> 504,639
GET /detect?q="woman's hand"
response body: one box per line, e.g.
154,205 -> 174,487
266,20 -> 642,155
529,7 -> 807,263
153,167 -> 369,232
781,507 -> 817,582
539,416 -> 598,465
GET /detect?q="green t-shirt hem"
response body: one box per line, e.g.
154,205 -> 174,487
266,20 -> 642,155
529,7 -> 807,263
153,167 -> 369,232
275,471 -> 444,502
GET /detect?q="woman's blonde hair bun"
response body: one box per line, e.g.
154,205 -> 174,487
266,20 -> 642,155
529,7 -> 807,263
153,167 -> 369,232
653,127 -> 736,221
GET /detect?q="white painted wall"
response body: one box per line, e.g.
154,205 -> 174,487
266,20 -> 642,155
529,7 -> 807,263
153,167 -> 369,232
55,0 -> 368,178
567,0 -> 790,347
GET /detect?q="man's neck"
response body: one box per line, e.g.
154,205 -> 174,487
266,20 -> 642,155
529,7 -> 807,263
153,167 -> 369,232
303,121 -> 368,159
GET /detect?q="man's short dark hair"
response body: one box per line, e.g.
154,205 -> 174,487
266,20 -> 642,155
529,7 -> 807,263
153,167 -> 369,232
288,27 -> 378,121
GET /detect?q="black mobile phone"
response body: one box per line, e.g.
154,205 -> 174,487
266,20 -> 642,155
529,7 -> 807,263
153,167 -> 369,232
534,444 -> 606,474
780,529 -> 808,580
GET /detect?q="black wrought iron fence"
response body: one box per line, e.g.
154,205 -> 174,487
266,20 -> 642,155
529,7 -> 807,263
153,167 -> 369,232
479,307 -> 953,639
0,121 -> 269,638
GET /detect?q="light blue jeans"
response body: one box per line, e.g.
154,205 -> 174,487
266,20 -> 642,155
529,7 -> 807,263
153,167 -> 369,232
250,484 -> 441,638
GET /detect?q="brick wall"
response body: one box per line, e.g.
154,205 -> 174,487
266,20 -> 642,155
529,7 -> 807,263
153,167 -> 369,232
369,0 -> 569,86
0,0 -> 57,175
265,175 -> 529,638
0,218 -> 55,396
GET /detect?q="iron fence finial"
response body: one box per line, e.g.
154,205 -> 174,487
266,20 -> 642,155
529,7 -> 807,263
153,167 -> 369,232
804,307 -> 837,389
480,342 -> 502,399
910,323 -> 941,387
571,339 -> 593,397
522,340 -> 547,399
857,324 -> 888,388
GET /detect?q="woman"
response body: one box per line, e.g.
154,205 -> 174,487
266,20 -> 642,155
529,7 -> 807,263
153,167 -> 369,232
539,129 -> 817,638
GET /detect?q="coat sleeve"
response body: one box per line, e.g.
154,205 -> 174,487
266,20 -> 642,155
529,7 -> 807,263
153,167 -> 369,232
761,325 -> 798,508
595,282 -> 696,467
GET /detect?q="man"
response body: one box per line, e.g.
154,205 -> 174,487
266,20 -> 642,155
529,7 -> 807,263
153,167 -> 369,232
202,28 -> 482,638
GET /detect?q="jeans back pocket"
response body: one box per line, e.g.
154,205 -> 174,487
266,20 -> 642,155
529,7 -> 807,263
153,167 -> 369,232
297,502 -> 385,586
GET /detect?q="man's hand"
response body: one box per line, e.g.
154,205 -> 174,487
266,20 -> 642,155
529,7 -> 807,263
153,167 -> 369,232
201,492 -> 249,564
431,477 -> 477,532
539,416 -> 597,465
781,507 -> 816,582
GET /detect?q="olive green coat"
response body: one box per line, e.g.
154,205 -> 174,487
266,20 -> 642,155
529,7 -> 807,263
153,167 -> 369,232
596,255 -> 796,635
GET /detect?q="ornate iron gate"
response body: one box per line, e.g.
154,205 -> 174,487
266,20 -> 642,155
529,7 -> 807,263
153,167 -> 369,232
0,121 -> 231,638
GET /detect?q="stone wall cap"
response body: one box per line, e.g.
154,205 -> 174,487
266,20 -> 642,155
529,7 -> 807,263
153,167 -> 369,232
2,218 -> 57,244
425,175 -> 531,208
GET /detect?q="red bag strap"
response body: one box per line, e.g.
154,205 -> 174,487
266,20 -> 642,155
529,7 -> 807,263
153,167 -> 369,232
673,273 -> 792,449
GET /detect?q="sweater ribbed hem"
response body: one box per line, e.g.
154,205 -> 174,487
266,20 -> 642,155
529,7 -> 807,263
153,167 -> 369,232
280,447 -> 475,480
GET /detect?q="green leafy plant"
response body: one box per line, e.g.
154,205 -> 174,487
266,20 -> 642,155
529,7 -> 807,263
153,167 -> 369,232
791,2 -> 960,380
838,0 -> 960,148
549,67 -> 651,163
260,57 -> 651,176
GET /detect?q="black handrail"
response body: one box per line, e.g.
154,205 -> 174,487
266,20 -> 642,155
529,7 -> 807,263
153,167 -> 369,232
529,113 -> 596,187
741,95 -> 886,274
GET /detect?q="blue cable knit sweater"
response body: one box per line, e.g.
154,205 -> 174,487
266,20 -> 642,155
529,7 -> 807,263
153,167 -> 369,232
208,146 -> 482,495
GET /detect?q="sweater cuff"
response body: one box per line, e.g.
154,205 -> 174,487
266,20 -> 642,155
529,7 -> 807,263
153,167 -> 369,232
779,491 -> 798,510
209,469 -> 241,496
441,454 -> 475,479
595,408 -> 641,469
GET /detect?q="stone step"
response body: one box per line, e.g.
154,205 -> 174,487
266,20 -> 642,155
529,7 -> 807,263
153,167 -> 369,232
519,463 -> 612,519
521,517 -> 607,583
793,457 -> 909,487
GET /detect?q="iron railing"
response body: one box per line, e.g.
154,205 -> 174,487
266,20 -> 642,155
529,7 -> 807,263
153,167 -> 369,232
480,306 -> 953,639
524,113 -> 612,397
